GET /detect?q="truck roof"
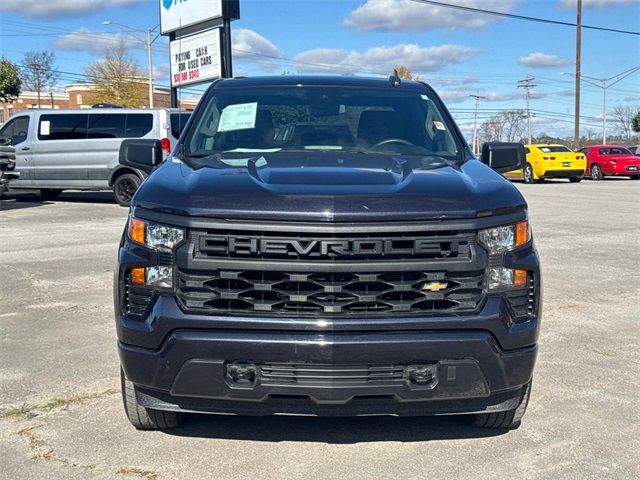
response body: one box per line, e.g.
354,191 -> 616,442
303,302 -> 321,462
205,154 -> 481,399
215,75 -> 429,91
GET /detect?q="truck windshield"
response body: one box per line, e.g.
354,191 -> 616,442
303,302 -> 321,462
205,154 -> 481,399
185,85 -> 462,165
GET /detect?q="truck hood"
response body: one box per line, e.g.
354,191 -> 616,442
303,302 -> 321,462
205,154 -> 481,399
133,153 -> 526,222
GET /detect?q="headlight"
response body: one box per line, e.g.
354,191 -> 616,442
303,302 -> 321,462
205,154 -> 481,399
479,221 -> 530,291
128,217 -> 184,251
478,221 -> 529,254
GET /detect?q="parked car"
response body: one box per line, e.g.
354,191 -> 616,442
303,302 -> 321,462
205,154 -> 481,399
0,108 -> 192,205
578,145 -> 640,180
628,145 -> 639,156
504,144 -> 586,183
114,75 -> 541,430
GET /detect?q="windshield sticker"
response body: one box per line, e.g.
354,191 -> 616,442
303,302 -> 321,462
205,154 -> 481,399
218,102 -> 258,132
420,94 -> 429,101
40,121 -> 50,136
433,121 -> 446,131
540,147 -> 551,152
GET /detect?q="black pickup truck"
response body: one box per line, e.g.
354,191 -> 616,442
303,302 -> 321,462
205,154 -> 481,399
114,75 -> 541,430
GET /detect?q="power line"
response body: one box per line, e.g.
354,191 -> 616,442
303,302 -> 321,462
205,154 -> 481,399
407,0 -> 639,36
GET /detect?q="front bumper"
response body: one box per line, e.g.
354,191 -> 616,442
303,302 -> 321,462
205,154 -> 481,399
119,329 -> 536,415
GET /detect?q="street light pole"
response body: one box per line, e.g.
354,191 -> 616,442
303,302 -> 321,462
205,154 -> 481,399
102,21 -> 160,109
602,79 -> 607,145
146,28 -> 154,108
559,66 -> 639,145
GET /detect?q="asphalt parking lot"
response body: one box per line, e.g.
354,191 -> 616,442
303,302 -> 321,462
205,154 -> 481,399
1,180 -> 639,480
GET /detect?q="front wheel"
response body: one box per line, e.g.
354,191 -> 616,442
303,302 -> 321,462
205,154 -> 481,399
113,173 -> 141,207
569,177 -> 582,183
121,369 -> 183,430
471,382 -> 531,429
40,188 -> 63,200
591,164 -> 604,181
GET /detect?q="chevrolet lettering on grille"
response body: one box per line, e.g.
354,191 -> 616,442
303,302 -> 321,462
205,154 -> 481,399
199,235 -> 460,258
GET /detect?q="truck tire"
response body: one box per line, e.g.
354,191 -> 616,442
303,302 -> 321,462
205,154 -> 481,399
471,381 -> 531,429
40,188 -> 63,200
590,164 -> 604,181
569,177 -> 582,183
113,173 -> 141,207
120,369 -> 183,430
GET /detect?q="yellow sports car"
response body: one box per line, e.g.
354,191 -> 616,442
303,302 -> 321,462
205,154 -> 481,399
504,144 -> 587,183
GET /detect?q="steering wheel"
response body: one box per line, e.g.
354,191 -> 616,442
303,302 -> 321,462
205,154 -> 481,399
373,138 -> 414,147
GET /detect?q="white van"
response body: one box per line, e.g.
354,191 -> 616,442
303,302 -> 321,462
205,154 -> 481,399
0,108 -> 191,205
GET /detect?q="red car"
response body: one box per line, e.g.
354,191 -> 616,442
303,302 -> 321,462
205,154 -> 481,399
578,145 -> 640,180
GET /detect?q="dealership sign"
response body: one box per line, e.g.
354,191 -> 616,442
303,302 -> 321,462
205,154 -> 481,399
160,0 -> 239,36
170,29 -> 222,87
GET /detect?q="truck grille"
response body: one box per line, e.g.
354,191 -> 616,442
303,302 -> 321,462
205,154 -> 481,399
191,228 -> 474,262
259,363 -> 405,387
176,269 -> 485,316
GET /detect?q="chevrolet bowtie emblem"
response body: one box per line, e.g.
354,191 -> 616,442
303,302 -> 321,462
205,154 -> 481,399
421,281 -> 448,292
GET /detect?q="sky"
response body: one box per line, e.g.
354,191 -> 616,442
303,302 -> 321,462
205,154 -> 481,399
0,0 -> 639,139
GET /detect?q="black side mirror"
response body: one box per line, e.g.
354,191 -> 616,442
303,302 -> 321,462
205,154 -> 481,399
480,142 -> 526,173
119,139 -> 163,174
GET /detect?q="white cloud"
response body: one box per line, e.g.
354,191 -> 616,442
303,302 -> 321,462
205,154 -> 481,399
0,0 -> 144,18
293,44 -> 479,75
232,28 -> 281,72
518,52 -> 573,68
54,28 -> 140,56
438,91 -> 470,103
344,0 -> 521,32
153,63 -> 171,83
560,0 -> 639,8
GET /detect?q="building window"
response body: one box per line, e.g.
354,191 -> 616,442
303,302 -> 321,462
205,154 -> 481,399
76,94 -> 83,105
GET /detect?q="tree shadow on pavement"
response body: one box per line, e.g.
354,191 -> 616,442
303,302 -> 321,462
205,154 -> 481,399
165,414 -> 509,443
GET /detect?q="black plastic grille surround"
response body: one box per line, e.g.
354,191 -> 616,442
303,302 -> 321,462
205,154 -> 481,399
124,279 -> 154,318
505,274 -> 536,322
177,269 -> 485,316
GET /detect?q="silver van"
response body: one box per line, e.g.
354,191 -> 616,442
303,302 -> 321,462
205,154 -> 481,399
0,108 -> 191,206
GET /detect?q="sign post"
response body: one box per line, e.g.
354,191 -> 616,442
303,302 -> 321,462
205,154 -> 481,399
159,0 -> 240,107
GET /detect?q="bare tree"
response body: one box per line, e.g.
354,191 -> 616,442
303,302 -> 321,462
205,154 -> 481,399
479,110 -> 526,143
21,51 -> 58,108
85,41 -> 146,108
611,105 -> 637,142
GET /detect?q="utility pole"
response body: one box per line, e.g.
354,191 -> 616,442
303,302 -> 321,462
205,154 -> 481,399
470,94 -> 485,154
518,76 -> 537,145
28,63 -> 42,108
602,78 -> 607,144
574,0 -> 582,148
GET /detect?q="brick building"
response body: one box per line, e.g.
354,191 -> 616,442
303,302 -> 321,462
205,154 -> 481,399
0,83 -> 200,124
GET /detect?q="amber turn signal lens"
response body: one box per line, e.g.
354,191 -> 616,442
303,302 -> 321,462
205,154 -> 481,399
128,218 -> 145,245
514,269 -> 527,288
515,221 -> 529,247
130,267 -> 146,286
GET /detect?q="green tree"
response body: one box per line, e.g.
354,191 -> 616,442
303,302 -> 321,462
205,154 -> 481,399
632,110 -> 640,133
85,41 -> 145,108
0,58 -> 22,103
